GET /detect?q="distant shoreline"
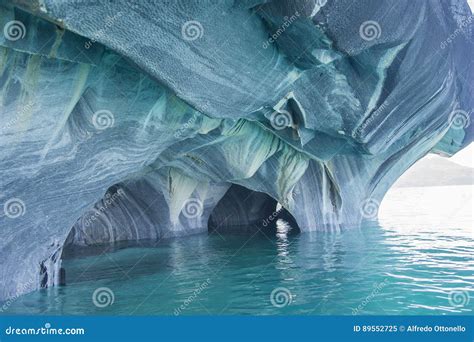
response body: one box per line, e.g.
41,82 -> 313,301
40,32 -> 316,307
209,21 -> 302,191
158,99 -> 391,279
393,156 -> 473,188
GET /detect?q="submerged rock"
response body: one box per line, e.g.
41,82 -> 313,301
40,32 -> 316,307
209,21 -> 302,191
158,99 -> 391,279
0,0 -> 472,301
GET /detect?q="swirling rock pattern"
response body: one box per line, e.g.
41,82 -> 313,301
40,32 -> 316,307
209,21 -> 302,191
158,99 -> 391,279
0,0 -> 472,301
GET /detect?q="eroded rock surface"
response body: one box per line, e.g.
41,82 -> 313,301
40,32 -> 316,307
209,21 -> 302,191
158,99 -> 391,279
0,0 -> 472,301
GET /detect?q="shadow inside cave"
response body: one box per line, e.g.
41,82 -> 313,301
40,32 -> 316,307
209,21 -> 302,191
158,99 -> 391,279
59,183 -> 301,287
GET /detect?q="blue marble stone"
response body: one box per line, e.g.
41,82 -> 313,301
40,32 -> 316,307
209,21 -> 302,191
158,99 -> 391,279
0,0 -> 472,301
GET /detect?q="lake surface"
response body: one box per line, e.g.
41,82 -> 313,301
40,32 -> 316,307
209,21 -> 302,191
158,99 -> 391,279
3,185 -> 473,315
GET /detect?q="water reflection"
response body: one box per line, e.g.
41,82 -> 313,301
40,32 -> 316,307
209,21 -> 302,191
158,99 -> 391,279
2,185 -> 473,315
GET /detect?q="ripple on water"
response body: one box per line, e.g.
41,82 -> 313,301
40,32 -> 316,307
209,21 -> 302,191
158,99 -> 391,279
2,185 -> 473,315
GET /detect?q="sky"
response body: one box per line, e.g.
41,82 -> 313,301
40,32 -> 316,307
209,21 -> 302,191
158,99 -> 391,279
450,142 -> 473,168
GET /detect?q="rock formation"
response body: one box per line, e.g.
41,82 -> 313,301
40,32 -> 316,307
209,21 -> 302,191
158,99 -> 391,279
0,0 -> 472,301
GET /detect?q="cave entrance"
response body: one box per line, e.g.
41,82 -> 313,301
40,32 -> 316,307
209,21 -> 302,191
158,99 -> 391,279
57,183 -> 300,288
208,184 -> 300,237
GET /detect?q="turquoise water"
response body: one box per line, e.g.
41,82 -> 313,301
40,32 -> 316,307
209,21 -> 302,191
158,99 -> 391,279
3,185 -> 473,315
